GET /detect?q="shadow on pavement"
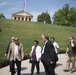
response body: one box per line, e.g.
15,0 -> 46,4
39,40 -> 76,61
56,63 -> 63,68
21,72 -> 46,75
21,73 -> 30,75
21,67 -> 27,71
40,72 -> 46,75
15,67 -> 27,71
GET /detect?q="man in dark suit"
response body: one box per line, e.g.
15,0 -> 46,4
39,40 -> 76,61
5,37 -> 15,56
5,37 -> 15,72
41,35 -> 58,75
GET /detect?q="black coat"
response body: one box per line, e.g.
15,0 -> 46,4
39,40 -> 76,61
6,42 -> 11,54
41,41 -> 58,65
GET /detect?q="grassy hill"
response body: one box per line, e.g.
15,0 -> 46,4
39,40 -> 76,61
0,19 -> 76,59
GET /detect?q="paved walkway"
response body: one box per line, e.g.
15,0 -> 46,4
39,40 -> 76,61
0,54 -> 76,75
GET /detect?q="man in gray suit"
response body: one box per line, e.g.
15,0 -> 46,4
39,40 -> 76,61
7,38 -> 24,75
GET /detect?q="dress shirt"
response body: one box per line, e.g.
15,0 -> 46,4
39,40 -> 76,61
42,40 -> 48,54
14,45 -> 19,61
53,42 -> 59,54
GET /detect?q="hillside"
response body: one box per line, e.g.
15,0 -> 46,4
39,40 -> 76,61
0,19 -> 76,59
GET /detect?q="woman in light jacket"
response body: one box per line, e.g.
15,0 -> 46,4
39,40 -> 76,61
29,40 -> 41,75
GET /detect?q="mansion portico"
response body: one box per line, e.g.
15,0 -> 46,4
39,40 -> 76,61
12,10 -> 33,21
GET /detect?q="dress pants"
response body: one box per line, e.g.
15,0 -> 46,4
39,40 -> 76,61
42,62 -> 55,75
10,60 -> 15,75
31,61 -> 39,75
10,59 -> 21,75
66,55 -> 75,70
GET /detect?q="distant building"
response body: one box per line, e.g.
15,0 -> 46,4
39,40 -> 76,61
12,10 -> 33,21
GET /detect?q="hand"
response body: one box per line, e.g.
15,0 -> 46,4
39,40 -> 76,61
65,52 -> 68,55
38,58 -> 40,61
41,35 -> 44,38
71,42 -> 74,47
29,53 -> 32,57
5,54 -> 7,56
21,58 -> 23,61
56,53 -> 58,55
7,57 -> 9,60
50,61 -> 54,64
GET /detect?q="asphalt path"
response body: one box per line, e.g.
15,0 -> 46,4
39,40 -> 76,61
0,54 -> 76,75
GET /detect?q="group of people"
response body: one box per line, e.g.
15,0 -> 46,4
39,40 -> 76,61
29,35 -> 59,75
5,35 -> 76,75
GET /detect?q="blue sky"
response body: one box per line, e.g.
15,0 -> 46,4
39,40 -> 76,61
0,0 -> 76,21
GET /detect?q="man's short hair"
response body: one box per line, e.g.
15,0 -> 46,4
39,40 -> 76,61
51,37 -> 55,41
14,38 -> 19,41
12,37 -> 15,39
11,37 -> 15,40
44,35 -> 49,40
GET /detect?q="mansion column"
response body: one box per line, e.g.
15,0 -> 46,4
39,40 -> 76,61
16,17 -> 18,20
24,18 -> 25,21
27,18 -> 29,21
20,17 -> 22,20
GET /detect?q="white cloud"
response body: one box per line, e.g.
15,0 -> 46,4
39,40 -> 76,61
0,1 -> 8,6
0,0 -> 14,5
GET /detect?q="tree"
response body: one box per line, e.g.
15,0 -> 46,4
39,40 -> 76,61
0,13 -> 6,19
53,4 -> 76,27
37,12 -> 51,24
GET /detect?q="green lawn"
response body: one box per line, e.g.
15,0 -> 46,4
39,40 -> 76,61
0,19 -> 76,59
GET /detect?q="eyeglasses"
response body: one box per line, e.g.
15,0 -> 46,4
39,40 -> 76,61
70,39 -> 72,40
15,40 -> 18,41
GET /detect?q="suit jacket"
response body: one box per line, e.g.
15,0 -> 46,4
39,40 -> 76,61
41,40 -> 58,65
7,42 -> 24,61
6,42 -> 11,54
31,45 -> 41,61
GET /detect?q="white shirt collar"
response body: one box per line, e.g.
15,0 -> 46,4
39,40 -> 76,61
45,40 -> 48,44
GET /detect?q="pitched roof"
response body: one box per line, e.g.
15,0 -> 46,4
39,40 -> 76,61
12,10 -> 33,17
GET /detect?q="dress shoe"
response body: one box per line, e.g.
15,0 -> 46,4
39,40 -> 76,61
71,69 -> 76,73
36,73 -> 40,75
63,69 -> 70,72
14,71 -> 16,74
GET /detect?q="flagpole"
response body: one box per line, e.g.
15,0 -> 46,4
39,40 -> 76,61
25,0 -> 26,21
23,0 -> 26,11
23,0 -> 26,21
24,0 -> 25,21
25,0 -> 26,12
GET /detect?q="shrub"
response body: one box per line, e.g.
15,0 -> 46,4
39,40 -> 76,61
0,55 -> 29,68
0,59 -> 9,68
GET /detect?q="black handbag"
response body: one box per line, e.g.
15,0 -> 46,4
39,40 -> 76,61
29,57 -> 32,63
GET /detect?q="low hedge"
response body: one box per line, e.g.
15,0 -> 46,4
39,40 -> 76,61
0,59 -> 9,68
0,55 -> 29,69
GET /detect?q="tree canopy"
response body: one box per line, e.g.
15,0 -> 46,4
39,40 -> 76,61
53,4 -> 76,27
37,12 -> 51,24
0,13 -> 6,19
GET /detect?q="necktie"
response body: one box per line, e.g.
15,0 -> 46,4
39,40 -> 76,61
41,44 -> 45,54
